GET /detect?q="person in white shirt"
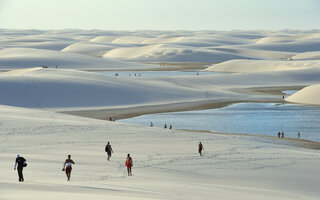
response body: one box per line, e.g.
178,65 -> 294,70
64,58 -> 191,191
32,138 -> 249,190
62,155 -> 75,181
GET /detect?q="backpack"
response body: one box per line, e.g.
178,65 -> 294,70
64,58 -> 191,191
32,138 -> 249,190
19,157 -> 27,167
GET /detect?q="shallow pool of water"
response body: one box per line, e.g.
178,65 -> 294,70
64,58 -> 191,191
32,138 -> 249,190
97,71 -> 218,77
282,90 -> 299,95
120,103 -> 320,142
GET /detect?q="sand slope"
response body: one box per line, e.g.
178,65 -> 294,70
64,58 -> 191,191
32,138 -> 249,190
0,29 -> 320,200
0,48 -> 157,71
291,51 -> 320,60
205,59 -> 320,73
1,67 -> 320,111
103,44 -> 249,62
1,29 -> 320,68
285,84 -> 320,105
0,105 -> 319,200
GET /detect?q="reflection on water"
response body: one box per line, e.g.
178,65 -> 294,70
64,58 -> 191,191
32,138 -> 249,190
120,103 -> 320,141
282,90 -> 299,95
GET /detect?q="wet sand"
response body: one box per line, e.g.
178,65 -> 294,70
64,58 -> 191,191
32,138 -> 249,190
250,86 -> 305,96
61,86 -> 320,150
61,98 -> 283,121
179,129 -> 320,150
85,62 -> 213,72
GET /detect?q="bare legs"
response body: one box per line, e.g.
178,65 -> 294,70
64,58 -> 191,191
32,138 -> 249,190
127,167 -> 132,176
66,167 -> 72,181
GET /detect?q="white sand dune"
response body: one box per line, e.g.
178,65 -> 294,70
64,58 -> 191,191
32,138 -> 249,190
211,46 -> 295,60
255,32 -> 320,44
0,48 -> 157,71
205,59 -> 320,73
61,42 -> 128,57
103,44 -> 163,59
0,41 -> 72,51
103,44 -> 248,62
1,29 -> 320,68
111,36 -> 148,44
0,32 -> 77,51
291,51 -> 320,60
90,34 -> 184,44
90,35 -> 119,43
0,105 -> 319,200
142,35 -> 185,44
0,68 -> 206,109
1,29 -> 320,200
1,67 -> 320,111
240,39 -> 320,53
285,84 -> 320,105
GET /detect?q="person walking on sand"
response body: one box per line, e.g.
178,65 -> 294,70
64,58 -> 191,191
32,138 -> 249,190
150,122 -> 153,127
62,155 -> 75,181
298,131 -> 301,139
105,142 -> 113,161
164,124 -> 167,129
198,142 -> 204,156
281,131 -> 284,138
169,124 -> 172,129
14,154 -> 27,182
125,154 -> 133,176
278,132 -> 281,138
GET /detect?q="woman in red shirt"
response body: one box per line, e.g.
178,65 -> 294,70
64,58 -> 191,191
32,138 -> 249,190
125,154 -> 133,176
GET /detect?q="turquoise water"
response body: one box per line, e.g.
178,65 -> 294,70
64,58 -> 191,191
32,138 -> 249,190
120,103 -> 320,142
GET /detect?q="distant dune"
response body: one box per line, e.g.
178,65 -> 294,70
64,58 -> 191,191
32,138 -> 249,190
0,47 -> 156,71
285,84 -> 320,105
205,59 -> 320,73
291,51 -> 320,60
1,29 -> 320,67
0,29 -> 320,200
1,66 -> 320,110
103,44 -> 248,62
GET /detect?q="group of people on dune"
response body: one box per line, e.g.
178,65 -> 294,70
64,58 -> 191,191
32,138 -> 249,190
14,141 -> 204,181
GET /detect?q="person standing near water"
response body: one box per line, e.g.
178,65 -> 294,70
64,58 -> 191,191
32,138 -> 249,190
298,131 -> 301,139
125,154 -> 133,176
14,154 -> 26,182
198,142 -> 204,156
105,142 -> 113,161
281,131 -> 284,138
62,155 -> 75,181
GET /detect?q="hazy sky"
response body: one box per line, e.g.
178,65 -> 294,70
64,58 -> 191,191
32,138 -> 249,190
0,0 -> 319,30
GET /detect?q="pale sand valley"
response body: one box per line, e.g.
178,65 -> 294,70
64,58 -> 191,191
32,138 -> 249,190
0,29 -> 320,200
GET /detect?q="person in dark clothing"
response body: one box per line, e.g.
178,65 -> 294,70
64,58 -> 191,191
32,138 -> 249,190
14,154 -> 26,182
278,132 -> 281,138
198,142 -> 204,156
105,142 -> 113,161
